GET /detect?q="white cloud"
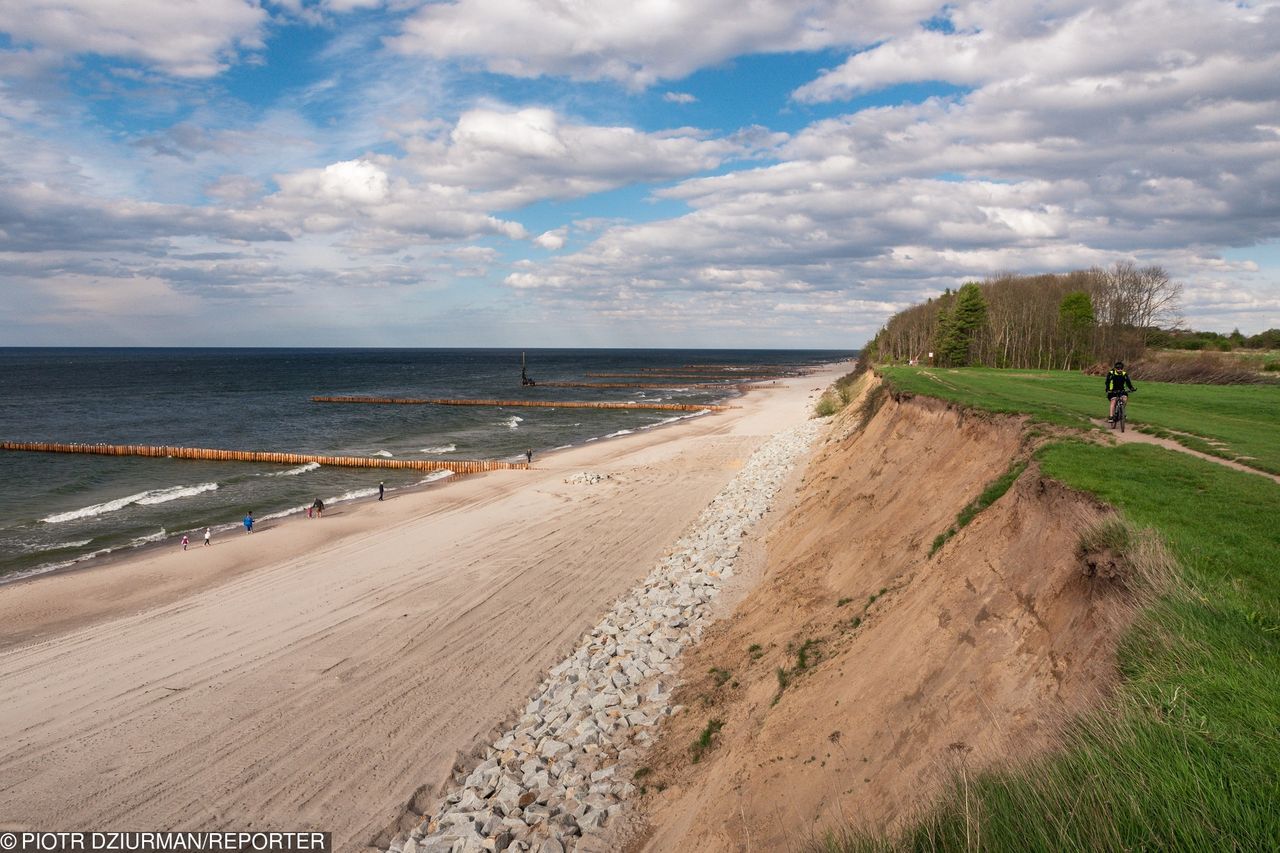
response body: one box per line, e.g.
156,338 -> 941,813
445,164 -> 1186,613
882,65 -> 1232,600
534,228 -> 567,250
401,106 -> 773,208
0,0 -> 267,77
498,0 -> 1280,336
276,159 -> 390,206
794,0 -> 1279,102
664,92 -> 697,104
390,0 -> 937,88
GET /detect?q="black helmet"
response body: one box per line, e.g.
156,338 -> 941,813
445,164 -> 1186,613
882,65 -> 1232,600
1114,361 -> 1124,369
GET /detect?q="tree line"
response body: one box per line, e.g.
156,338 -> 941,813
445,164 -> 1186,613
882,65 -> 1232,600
866,263 -> 1189,369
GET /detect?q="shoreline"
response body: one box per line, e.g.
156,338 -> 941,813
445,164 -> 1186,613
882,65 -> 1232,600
0,381 -> 769,590
0,362 -> 850,851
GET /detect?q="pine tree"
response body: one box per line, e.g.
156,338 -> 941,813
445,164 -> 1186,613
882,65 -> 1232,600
938,283 -> 987,366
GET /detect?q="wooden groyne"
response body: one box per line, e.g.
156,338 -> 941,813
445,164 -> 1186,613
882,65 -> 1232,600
0,441 -> 526,473
678,364 -> 809,372
584,372 -> 789,379
311,396 -> 733,412
538,381 -> 750,390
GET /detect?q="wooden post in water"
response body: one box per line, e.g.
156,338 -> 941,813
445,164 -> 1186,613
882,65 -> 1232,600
310,396 -> 734,412
0,441 -> 529,473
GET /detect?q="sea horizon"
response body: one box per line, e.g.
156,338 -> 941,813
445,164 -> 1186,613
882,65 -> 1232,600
0,347 -> 854,581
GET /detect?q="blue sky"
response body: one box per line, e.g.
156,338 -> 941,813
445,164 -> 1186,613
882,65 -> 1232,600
1,0 -> 1277,347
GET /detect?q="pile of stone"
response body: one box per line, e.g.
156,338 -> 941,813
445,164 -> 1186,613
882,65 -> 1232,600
563,472 -> 611,485
391,421 -> 820,853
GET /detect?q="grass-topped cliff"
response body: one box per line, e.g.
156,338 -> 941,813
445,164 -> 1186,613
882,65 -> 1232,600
810,368 -> 1279,851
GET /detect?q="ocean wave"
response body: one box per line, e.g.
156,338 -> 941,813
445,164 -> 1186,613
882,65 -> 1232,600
372,450 -> 394,457
606,429 -> 635,438
329,487 -> 381,503
4,548 -> 114,585
420,444 -> 457,454
267,462 -> 320,477
136,483 -> 219,505
129,528 -> 168,547
503,416 -> 524,430
16,538 -> 94,554
42,482 -> 218,523
259,505 -> 306,523
417,471 -> 453,485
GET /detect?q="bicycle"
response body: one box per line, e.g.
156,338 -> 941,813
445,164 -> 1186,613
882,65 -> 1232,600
1109,392 -> 1130,432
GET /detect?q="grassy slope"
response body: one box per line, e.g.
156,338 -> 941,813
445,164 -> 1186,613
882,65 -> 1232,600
816,374 -> 1280,852
880,366 -> 1280,474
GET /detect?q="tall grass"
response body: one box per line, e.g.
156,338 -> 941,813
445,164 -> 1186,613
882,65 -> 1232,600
815,369 -> 867,417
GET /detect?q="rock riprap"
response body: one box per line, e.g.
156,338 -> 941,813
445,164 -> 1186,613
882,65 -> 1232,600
563,472 -> 611,485
390,421 -> 821,853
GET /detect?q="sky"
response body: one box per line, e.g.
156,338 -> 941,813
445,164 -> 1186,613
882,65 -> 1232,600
1,0 -> 1278,349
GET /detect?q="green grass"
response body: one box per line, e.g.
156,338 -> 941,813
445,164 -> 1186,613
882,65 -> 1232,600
812,437 -> 1280,851
929,460 -> 1029,557
690,718 -> 725,764
880,366 -> 1280,474
816,370 -> 867,417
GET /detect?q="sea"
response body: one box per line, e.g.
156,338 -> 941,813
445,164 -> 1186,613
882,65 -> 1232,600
0,348 -> 852,582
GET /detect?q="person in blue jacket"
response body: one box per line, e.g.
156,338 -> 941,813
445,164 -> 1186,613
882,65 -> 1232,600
243,512 -> 254,533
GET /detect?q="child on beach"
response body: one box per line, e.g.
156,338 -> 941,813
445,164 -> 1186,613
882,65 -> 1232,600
181,534 -> 189,550
244,513 -> 254,533
204,528 -> 211,546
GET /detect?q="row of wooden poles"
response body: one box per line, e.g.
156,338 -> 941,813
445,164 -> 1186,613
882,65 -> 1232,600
537,381 -> 740,389
0,441 -> 527,473
311,396 -> 733,412
583,372 -> 792,379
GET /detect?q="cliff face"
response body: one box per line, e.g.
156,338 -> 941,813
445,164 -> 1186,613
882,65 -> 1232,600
632,384 -> 1134,852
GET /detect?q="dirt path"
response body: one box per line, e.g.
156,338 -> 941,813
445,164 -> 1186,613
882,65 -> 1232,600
1091,419 -> 1280,485
0,366 -> 849,851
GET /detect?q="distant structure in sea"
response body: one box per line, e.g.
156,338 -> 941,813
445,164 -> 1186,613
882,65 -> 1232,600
521,352 -> 536,386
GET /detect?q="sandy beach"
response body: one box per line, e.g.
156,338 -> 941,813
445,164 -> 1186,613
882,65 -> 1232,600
0,363 -> 849,850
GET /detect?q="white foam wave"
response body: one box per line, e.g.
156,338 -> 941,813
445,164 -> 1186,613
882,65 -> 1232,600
129,528 -> 168,547
42,482 -> 217,523
4,548 -> 114,585
268,462 -> 320,477
420,444 -> 457,454
16,538 -> 94,554
606,429 -> 635,438
503,416 -> 524,430
136,483 -> 218,505
329,487 -> 380,503
259,505 -> 307,523
372,450 -> 394,457
417,471 -> 453,485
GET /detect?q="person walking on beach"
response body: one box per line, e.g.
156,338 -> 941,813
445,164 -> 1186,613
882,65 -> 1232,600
204,527 -> 211,546
181,534 -> 189,551
244,512 -> 254,534
378,481 -> 385,501
526,448 -> 533,465
312,498 -> 324,518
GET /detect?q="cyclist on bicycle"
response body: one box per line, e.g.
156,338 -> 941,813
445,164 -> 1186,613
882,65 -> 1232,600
1106,361 -> 1135,422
